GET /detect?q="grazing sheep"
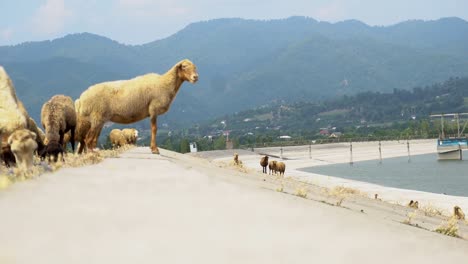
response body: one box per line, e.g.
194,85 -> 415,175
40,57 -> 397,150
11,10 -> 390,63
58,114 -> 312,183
260,155 -> 269,173
268,160 -> 278,175
77,59 -> 199,154
40,95 -> 76,162
122,128 -> 138,144
408,200 -> 419,209
8,129 -> 38,172
454,206 -> 465,220
276,161 -> 286,176
0,66 -> 44,166
109,129 -> 127,148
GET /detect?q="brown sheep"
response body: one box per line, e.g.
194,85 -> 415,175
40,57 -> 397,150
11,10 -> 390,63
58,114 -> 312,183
0,66 -> 44,166
454,206 -> 465,220
40,95 -> 76,162
122,128 -> 138,144
233,153 -> 239,165
408,200 -> 419,209
77,59 -> 198,154
8,129 -> 38,172
260,155 -> 269,173
268,160 -> 277,175
276,161 -> 286,176
109,129 -> 127,148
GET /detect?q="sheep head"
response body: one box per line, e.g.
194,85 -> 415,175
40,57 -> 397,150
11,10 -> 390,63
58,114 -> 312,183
40,140 -> 64,162
177,59 -> 198,84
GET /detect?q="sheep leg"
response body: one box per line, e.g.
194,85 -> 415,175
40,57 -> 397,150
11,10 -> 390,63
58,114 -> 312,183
70,127 -> 76,153
85,123 -> 104,151
150,116 -> 159,154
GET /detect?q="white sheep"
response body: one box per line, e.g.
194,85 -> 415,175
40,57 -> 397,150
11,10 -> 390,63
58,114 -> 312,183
8,129 -> 38,172
77,59 -> 198,154
122,128 -> 138,144
109,129 -> 127,148
0,66 -> 44,167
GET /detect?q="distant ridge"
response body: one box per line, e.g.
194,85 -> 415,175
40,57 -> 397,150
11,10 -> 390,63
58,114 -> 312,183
1,16 -> 468,129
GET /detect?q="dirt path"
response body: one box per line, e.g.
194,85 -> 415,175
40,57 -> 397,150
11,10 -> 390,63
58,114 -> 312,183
1,147 -> 467,263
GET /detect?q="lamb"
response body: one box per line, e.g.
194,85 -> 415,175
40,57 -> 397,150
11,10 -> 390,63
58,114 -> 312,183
109,129 -> 127,148
276,161 -> 286,176
260,155 -> 269,173
0,66 -> 44,166
453,206 -> 465,220
77,59 -> 198,154
268,160 -> 277,175
40,95 -> 76,162
122,128 -> 138,144
8,129 -> 38,172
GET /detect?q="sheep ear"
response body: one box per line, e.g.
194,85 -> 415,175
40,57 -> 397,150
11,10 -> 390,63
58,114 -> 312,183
7,136 -> 14,145
30,131 -> 37,140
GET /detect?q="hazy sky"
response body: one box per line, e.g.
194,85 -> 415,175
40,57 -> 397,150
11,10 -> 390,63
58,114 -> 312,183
1,0 -> 467,45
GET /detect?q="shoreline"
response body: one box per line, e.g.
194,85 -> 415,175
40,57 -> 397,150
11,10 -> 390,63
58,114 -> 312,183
204,139 -> 468,215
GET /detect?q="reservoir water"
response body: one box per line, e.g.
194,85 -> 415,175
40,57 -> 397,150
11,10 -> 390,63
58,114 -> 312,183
300,152 -> 468,197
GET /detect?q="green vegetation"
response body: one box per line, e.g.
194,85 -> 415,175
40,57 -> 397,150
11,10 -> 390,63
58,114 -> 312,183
148,76 -> 468,152
1,17 -> 468,128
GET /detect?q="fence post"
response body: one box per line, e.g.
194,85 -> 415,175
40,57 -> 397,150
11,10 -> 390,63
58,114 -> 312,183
309,141 -> 312,159
379,140 -> 382,164
350,141 -> 353,165
407,140 -> 411,163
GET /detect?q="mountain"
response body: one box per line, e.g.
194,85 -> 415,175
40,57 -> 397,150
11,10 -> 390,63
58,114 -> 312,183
1,17 -> 468,130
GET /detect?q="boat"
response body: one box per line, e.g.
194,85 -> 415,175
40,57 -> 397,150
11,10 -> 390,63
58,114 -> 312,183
431,113 -> 468,160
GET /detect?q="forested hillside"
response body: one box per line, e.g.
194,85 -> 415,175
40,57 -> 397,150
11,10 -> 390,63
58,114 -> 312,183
1,16 -> 468,130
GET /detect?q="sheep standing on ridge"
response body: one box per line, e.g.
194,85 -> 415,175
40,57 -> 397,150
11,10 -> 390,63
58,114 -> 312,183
122,128 -> 138,145
109,129 -> 127,148
269,160 -> 278,175
260,155 -> 269,174
0,66 -> 44,167
276,161 -> 286,176
77,59 -> 198,154
40,95 -> 76,162
454,206 -> 465,220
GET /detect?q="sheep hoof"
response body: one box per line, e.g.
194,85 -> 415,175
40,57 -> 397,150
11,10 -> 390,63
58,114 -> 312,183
151,147 -> 160,154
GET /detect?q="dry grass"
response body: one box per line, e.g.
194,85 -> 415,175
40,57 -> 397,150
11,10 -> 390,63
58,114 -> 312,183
0,145 -> 133,190
434,217 -> 460,238
329,186 -> 361,196
276,184 -> 284,193
403,211 -> 417,225
419,204 -> 446,217
295,185 -> 308,198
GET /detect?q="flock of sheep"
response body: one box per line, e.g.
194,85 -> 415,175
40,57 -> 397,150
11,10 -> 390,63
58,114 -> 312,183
0,59 -> 199,173
260,155 -> 286,176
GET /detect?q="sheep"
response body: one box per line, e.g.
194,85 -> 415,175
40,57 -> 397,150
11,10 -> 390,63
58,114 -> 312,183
109,129 -> 127,148
0,66 -> 44,166
233,153 -> 239,165
268,160 -> 277,175
40,95 -> 76,162
8,129 -> 38,172
453,206 -> 465,220
77,59 -> 198,154
122,128 -> 138,144
276,161 -> 286,176
408,200 -> 419,209
260,155 -> 269,173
